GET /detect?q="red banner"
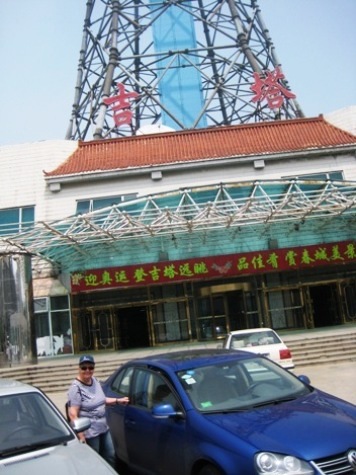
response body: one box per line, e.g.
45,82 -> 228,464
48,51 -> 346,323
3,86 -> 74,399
71,240 -> 356,293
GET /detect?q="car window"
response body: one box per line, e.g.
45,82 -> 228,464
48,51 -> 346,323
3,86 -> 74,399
131,369 -> 179,410
0,393 -> 73,453
110,366 -> 133,396
177,357 -> 310,413
151,375 -> 179,410
132,369 -> 151,407
231,330 -> 280,349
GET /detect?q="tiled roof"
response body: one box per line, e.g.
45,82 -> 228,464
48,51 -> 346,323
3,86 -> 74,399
45,116 -> 356,178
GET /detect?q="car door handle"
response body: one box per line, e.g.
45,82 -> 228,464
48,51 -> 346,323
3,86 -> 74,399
125,418 -> 136,426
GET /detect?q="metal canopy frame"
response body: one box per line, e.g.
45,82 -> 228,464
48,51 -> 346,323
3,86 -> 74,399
2,180 -> 356,272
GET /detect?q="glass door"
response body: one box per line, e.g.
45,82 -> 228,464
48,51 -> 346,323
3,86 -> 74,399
76,307 -> 114,351
196,295 -> 228,340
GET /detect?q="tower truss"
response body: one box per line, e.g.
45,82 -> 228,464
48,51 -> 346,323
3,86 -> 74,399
66,0 -> 304,141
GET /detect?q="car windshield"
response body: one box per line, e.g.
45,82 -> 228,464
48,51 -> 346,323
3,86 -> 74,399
230,330 -> 280,349
0,392 -> 74,457
177,356 -> 310,413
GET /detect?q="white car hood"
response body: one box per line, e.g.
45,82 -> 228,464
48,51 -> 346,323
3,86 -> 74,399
0,441 -> 116,475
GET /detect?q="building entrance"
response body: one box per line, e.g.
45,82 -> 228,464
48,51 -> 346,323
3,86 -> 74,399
75,305 -> 150,352
115,306 -> 150,349
309,284 -> 341,327
76,307 -> 115,352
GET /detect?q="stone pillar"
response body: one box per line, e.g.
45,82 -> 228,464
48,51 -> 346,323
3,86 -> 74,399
0,254 -> 37,367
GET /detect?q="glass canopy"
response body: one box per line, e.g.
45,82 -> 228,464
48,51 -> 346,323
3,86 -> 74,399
2,180 -> 356,272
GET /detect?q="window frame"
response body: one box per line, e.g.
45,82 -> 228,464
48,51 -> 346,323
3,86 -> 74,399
0,206 -> 35,236
76,193 -> 138,215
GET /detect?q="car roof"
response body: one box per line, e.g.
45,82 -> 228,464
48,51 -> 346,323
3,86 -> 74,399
120,349 -> 254,372
228,328 -> 277,335
0,378 -> 41,396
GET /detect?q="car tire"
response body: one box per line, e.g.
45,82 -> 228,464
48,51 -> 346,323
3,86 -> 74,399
198,464 -> 222,475
116,458 -> 132,475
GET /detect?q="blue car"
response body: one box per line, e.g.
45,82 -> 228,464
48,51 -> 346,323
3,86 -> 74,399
102,349 -> 356,475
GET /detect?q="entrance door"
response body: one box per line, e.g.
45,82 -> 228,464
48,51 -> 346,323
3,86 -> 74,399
227,290 -> 260,330
196,295 -> 228,340
309,284 -> 340,327
77,308 -> 115,351
116,307 -> 150,349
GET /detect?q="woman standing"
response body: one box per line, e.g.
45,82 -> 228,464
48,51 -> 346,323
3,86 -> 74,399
67,355 -> 129,469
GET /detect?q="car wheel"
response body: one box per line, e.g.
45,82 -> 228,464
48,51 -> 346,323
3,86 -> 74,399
116,458 -> 133,475
198,464 -> 222,475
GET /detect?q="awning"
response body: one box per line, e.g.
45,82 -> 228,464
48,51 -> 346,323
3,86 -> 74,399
2,179 -> 356,273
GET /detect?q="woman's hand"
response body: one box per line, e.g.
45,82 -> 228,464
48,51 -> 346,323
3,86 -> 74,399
117,396 -> 129,405
106,396 -> 129,406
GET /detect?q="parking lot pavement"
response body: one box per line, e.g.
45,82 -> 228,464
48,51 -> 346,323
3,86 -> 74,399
48,360 -> 356,416
293,360 -> 356,405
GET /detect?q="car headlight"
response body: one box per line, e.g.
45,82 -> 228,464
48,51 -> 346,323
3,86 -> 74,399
255,452 -> 313,474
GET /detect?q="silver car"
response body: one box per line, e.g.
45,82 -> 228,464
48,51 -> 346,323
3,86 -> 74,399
222,327 -> 295,370
0,379 -> 117,474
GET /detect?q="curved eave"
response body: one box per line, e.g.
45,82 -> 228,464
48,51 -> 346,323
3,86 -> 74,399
44,144 -> 356,185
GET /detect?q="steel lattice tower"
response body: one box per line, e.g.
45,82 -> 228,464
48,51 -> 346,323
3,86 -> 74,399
66,0 -> 304,141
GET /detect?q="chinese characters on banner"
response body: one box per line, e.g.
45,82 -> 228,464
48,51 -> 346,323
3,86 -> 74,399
103,83 -> 139,126
71,241 -> 356,292
250,66 -> 296,109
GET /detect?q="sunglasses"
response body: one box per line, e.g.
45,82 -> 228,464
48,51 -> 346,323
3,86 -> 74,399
80,366 -> 95,371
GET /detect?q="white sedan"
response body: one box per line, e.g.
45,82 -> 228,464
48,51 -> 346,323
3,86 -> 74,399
0,379 -> 117,474
222,327 -> 294,370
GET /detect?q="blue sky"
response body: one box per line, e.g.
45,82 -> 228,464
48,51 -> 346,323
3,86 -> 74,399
0,0 -> 355,146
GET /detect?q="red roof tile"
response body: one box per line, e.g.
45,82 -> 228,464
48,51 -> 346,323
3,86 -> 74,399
45,116 -> 356,177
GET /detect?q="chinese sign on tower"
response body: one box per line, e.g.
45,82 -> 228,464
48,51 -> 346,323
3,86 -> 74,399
251,67 -> 296,109
103,83 -> 139,127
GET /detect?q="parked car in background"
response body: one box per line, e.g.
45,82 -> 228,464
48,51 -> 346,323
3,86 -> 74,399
0,379 -> 117,474
103,349 -> 356,475
222,327 -> 294,370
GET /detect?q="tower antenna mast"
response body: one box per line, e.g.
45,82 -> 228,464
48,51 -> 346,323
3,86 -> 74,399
66,0 -> 303,141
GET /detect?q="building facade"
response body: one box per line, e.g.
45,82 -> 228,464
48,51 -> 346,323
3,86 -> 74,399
1,116 -> 356,361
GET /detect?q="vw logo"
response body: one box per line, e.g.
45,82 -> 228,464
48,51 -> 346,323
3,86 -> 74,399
347,450 -> 356,470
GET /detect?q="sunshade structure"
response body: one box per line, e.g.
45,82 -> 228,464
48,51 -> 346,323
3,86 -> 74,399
2,179 -> 356,273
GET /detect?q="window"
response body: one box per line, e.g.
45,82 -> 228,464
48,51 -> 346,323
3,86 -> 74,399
130,370 -> 177,410
0,206 -> 34,236
110,366 -> 134,397
34,296 -> 73,357
112,367 -> 178,410
76,194 -> 138,214
283,171 -> 344,181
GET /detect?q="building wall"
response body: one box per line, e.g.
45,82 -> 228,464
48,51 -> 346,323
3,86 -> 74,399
2,139 -> 354,225
1,133 -> 356,357
325,106 -> 356,136
43,150 -> 356,221
0,141 -> 78,221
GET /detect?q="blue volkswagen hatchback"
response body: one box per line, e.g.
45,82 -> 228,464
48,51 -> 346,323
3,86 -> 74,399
102,349 -> 356,475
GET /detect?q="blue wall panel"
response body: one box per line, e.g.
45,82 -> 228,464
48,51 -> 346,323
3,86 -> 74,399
149,0 -> 207,129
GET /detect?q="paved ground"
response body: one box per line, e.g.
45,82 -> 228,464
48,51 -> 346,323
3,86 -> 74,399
49,359 -> 356,416
292,360 -> 356,404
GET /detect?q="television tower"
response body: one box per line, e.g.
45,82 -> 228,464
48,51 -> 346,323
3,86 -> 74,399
66,0 -> 304,141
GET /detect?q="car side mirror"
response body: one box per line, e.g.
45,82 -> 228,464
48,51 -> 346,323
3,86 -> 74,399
152,403 -> 184,419
298,375 -> 311,385
71,416 -> 91,433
